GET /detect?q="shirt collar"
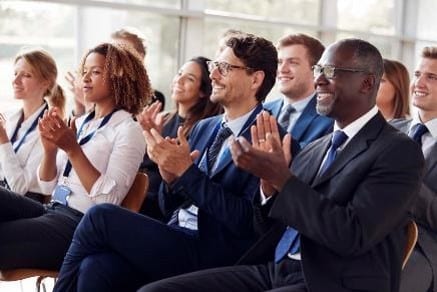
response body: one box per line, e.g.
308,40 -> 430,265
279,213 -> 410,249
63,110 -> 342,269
282,93 -> 314,113
221,106 -> 258,136
410,113 -> 437,139
333,106 -> 379,141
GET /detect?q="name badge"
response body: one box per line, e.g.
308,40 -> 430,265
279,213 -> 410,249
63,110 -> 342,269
53,185 -> 71,206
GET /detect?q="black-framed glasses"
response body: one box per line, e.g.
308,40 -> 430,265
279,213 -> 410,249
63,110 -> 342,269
207,60 -> 255,77
312,64 -> 369,79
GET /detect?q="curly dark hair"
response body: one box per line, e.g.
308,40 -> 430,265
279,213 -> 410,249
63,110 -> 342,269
79,42 -> 152,115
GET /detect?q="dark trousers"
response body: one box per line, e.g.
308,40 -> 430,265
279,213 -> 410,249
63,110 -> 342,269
53,204 -> 207,292
400,247 -> 433,292
0,187 -> 82,270
139,258 -> 307,292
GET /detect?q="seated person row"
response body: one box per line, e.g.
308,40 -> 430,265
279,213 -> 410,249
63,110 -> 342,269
140,38 -> 424,292
52,32 -> 289,292
394,46 -> 437,292
0,42 -> 151,271
0,48 -> 66,202
138,56 -> 222,220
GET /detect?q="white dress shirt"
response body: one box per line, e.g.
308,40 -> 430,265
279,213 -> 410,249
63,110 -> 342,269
281,94 -> 314,132
37,109 -> 146,214
0,103 -> 47,195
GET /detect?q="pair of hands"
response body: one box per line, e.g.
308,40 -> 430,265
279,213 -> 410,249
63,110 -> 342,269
139,101 -> 196,184
65,71 -> 93,116
229,111 -> 293,197
38,107 -> 80,156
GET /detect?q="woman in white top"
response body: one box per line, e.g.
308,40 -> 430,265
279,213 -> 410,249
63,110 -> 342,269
0,43 -> 151,270
0,48 -> 66,202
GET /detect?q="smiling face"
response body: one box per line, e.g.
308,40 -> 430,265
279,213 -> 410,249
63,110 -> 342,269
411,57 -> 437,121
81,52 -> 111,104
277,44 -> 315,101
12,58 -> 48,101
314,42 -> 376,127
171,61 -> 203,108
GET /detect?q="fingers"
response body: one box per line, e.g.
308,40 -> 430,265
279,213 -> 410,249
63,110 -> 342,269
190,150 -> 200,161
282,134 -> 292,164
176,126 -> 188,146
250,125 -> 259,148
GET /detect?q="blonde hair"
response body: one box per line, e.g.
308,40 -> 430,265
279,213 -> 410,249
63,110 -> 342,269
79,43 -> 153,115
14,47 -> 66,118
111,27 -> 147,59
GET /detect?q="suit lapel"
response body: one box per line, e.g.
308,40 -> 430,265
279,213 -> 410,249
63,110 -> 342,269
293,134 -> 331,185
211,104 -> 263,176
270,99 -> 284,118
425,143 -> 437,174
291,95 -> 317,141
314,113 -> 386,186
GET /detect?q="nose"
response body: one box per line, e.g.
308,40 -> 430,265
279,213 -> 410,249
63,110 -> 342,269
314,71 -> 328,87
13,74 -> 21,85
82,71 -> 90,83
278,61 -> 289,73
209,66 -> 220,80
413,74 -> 426,88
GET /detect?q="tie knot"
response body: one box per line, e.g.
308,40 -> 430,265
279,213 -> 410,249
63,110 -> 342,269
410,123 -> 428,144
278,104 -> 296,129
331,130 -> 348,150
217,126 -> 233,140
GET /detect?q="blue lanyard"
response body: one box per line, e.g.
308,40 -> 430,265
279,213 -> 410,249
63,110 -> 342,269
62,108 -> 118,178
10,103 -> 48,153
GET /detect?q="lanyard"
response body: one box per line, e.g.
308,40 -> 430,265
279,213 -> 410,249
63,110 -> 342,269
10,103 -> 48,153
62,108 -> 118,178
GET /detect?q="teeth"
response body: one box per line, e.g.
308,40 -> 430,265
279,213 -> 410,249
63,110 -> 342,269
413,91 -> 427,97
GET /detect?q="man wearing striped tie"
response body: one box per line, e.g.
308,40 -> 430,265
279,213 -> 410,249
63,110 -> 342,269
140,39 -> 424,292
391,46 -> 437,292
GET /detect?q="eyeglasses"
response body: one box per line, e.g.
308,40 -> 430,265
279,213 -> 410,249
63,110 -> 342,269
312,64 -> 369,79
207,61 -> 255,77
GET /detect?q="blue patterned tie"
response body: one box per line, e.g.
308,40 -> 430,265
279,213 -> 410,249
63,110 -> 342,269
319,130 -> 348,175
207,125 -> 233,170
409,124 -> 428,146
278,104 -> 295,130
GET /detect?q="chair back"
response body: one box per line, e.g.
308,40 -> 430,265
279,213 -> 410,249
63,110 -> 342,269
402,220 -> 418,270
121,172 -> 148,212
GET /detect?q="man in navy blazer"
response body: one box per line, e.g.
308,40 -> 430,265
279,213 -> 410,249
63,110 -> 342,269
139,39 -> 424,292
264,34 -> 333,149
393,46 -> 437,292
52,33 -> 279,292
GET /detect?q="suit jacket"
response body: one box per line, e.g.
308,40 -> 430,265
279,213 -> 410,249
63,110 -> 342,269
264,95 -> 333,149
239,113 -> 424,292
159,105 -> 263,269
391,118 -> 437,287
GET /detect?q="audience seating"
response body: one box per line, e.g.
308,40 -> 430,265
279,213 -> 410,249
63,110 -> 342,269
0,172 -> 149,292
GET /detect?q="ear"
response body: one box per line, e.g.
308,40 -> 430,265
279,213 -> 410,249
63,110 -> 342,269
359,74 -> 376,94
250,70 -> 265,92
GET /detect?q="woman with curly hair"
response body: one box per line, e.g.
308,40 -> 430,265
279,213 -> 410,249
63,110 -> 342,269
0,42 -> 152,271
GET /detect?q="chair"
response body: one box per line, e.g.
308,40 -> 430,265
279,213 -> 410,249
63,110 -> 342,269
402,220 -> 418,270
0,172 -> 149,292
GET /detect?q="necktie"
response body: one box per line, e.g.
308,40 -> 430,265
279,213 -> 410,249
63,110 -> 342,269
319,130 -> 348,175
278,104 -> 295,130
275,226 -> 300,263
207,125 -> 233,170
409,124 -> 428,146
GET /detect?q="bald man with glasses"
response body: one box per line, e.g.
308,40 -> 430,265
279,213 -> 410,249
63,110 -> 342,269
140,38 -> 424,292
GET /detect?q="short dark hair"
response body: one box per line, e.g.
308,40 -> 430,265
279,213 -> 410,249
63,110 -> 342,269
277,33 -> 325,66
421,46 -> 437,59
225,33 -> 277,102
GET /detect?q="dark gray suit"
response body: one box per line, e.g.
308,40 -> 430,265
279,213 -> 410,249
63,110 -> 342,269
391,118 -> 437,292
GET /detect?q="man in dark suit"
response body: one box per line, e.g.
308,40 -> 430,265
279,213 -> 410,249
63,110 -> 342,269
392,46 -> 437,292
139,39 -> 424,292
52,33 -> 279,292
264,34 -> 333,149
